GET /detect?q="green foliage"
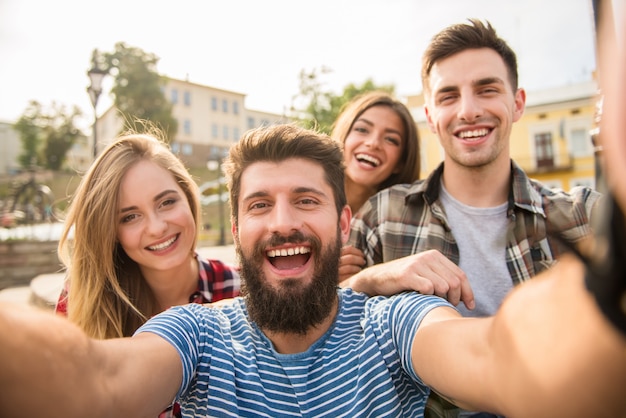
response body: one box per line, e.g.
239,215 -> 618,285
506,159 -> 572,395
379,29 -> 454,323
291,68 -> 395,134
13,101 -> 84,170
14,101 -> 42,168
95,43 -> 178,142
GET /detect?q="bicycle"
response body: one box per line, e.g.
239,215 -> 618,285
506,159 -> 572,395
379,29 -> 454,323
1,167 -> 57,227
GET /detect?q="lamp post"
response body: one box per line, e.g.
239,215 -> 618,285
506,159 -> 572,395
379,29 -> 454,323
86,51 -> 107,160
207,148 -> 226,246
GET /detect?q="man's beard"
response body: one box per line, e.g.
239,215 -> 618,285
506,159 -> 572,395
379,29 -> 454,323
238,229 -> 341,335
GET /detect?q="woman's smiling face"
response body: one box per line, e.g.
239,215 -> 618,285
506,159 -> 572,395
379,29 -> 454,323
116,159 -> 196,276
343,105 -> 405,190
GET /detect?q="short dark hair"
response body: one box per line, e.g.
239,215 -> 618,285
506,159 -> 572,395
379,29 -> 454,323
421,19 -> 519,93
224,124 -> 346,225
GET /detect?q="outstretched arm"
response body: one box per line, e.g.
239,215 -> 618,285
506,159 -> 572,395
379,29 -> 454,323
412,254 -> 626,417
340,249 -> 475,310
0,303 -> 182,418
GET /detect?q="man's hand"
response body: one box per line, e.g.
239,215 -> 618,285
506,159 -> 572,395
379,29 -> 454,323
340,249 -> 475,310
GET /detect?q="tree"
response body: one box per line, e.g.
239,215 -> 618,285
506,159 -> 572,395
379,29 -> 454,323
290,67 -> 395,134
13,101 -> 83,170
13,101 -> 42,169
96,43 -> 178,142
42,106 -> 84,171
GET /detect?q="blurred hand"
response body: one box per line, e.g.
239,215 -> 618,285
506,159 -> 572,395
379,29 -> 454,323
340,250 -> 475,310
338,245 -> 367,282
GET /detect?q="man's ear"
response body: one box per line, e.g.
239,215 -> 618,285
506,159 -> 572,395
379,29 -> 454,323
512,88 -> 526,122
424,104 -> 437,134
231,217 -> 239,245
339,205 -> 352,244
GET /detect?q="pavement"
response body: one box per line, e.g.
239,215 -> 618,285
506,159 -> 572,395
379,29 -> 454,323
0,244 -> 238,309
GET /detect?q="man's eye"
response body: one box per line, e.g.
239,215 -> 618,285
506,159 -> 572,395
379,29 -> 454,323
480,87 -> 499,95
250,202 -> 269,210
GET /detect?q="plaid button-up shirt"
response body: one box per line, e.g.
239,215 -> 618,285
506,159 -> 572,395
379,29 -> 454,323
349,161 -> 602,286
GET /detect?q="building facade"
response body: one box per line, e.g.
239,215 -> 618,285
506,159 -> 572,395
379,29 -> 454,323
78,77 -> 289,171
408,80 -> 600,191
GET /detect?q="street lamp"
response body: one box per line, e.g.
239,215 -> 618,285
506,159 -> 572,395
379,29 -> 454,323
207,148 -> 226,246
87,51 -> 107,160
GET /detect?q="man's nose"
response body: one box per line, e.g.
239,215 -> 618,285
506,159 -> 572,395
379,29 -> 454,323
268,200 -> 302,235
457,94 -> 483,122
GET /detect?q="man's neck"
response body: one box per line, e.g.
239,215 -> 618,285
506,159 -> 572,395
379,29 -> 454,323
263,297 -> 339,354
441,158 -> 511,207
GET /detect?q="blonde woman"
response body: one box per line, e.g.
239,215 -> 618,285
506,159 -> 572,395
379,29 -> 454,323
55,131 -> 239,417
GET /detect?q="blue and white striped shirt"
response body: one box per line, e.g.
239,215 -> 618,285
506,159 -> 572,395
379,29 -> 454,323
137,288 -> 451,417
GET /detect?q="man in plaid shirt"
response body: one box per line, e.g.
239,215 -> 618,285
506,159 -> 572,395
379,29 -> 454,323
342,19 -> 602,318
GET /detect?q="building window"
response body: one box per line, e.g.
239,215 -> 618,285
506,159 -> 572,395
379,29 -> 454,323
534,132 -> 554,169
570,128 -> 591,157
247,117 -> 255,129
223,125 -> 229,140
211,97 -> 218,111
182,143 -> 193,156
233,127 -> 240,142
222,99 -> 228,113
233,101 -> 239,115
183,120 -> 191,135
171,89 -> 178,104
171,142 -> 180,153
183,91 -> 191,106
212,124 -> 218,138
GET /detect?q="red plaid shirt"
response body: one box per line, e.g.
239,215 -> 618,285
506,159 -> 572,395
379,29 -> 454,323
56,254 -> 240,315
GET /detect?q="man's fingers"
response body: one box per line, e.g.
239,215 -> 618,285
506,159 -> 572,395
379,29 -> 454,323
459,276 -> 475,310
412,251 -> 473,308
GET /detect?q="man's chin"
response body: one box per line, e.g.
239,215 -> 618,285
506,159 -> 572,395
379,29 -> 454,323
239,230 -> 343,334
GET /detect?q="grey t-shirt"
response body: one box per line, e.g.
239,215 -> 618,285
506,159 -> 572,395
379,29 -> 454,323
440,184 -> 513,317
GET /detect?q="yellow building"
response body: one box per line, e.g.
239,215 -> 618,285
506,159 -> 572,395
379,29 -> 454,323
407,80 -> 599,191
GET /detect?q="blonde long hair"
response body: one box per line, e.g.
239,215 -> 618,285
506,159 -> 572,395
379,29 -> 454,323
58,132 -> 201,339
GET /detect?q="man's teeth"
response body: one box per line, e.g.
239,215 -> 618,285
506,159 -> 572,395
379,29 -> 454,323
458,129 -> 489,139
355,153 -> 380,167
267,246 -> 311,257
148,236 -> 177,251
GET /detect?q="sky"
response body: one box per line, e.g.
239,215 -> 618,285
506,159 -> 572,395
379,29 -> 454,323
0,0 -> 599,128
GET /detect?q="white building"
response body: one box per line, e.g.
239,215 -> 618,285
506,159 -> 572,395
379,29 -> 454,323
73,77 -> 289,171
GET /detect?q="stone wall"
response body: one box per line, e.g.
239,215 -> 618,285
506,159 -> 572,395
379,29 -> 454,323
0,240 -> 64,289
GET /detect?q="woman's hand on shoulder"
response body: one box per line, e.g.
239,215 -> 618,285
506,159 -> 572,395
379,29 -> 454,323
338,245 -> 366,283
